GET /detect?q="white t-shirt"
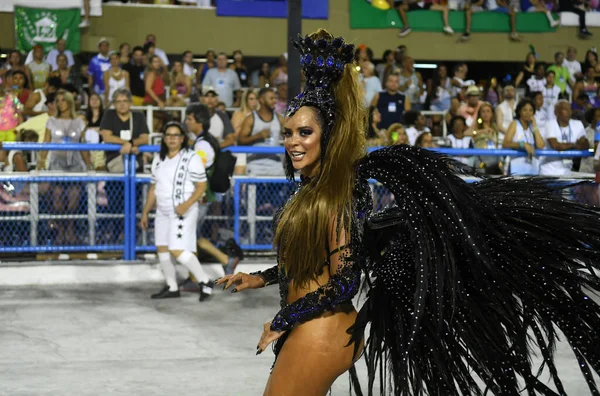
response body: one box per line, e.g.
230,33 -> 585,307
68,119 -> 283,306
209,112 -> 224,142
562,59 -> 582,84
534,107 -> 550,131
539,119 -> 586,176
447,134 -> 473,165
154,47 -> 170,66
497,100 -> 516,132
151,149 -> 206,211
527,77 -> 546,94
542,85 -> 561,121
406,126 -> 430,146
193,135 -> 216,169
183,63 -> 195,78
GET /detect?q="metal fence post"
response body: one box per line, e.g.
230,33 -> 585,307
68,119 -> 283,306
233,180 -> 241,245
123,155 -> 132,260
248,183 -> 257,245
87,178 -> 97,246
29,177 -> 39,246
128,154 -> 137,260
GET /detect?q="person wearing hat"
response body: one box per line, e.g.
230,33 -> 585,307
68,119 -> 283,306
88,38 -> 111,97
457,85 -> 484,127
202,86 -> 236,148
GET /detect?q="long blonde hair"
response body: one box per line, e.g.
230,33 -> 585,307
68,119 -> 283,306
55,89 -> 77,119
239,89 -> 257,114
274,29 -> 366,287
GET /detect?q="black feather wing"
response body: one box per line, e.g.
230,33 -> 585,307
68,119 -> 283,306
350,144 -> 600,396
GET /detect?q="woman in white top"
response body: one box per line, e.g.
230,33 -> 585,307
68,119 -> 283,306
447,115 -> 473,166
103,52 -> 130,105
140,121 -> 215,302
503,98 -> 545,176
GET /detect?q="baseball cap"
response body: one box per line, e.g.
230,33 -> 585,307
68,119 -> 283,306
202,86 -> 218,96
466,85 -> 481,96
97,37 -> 109,47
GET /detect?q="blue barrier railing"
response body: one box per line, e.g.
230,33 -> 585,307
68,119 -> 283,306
0,143 -> 597,257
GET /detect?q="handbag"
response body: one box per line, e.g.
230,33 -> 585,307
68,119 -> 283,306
106,114 -> 133,173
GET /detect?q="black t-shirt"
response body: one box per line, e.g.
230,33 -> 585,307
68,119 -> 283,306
123,62 -> 145,97
99,109 -> 149,166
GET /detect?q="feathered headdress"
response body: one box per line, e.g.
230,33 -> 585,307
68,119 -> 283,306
284,33 -> 355,179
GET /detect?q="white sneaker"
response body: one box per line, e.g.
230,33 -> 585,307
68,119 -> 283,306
79,19 -> 90,28
550,19 -> 560,28
443,26 -> 454,35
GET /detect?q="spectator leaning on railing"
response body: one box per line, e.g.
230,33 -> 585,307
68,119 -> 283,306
540,100 -> 589,176
503,98 -> 546,176
99,88 -> 149,173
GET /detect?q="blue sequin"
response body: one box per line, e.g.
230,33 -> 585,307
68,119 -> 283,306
326,56 -> 334,68
317,56 -> 324,67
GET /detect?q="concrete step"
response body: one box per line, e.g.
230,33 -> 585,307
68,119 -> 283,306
0,259 -> 275,286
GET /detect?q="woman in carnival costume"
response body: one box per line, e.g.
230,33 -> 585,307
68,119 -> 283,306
217,29 -> 600,396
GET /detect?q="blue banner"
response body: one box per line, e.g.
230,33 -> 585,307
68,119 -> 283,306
216,0 -> 328,19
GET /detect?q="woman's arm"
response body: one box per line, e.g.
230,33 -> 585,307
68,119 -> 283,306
269,223 -> 361,332
142,184 -> 157,217
12,152 -> 28,172
532,125 -> 545,149
515,71 -> 524,87
37,128 -> 52,169
80,129 -> 92,169
502,121 -> 520,149
124,70 -> 130,92
103,70 -> 110,104
249,266 -> 279,287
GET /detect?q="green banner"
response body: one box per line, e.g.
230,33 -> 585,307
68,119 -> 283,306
351,0 -> 557,33
14,7 -> 81,54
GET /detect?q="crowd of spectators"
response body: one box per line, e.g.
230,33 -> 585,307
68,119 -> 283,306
1,32 -> 599,179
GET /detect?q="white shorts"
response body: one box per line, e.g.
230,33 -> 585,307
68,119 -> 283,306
155,203 -> 199,252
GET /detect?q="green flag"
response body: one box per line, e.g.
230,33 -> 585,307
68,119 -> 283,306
14,7 -> 81,54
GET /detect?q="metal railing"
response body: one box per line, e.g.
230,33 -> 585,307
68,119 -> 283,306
0,143 -> 596,257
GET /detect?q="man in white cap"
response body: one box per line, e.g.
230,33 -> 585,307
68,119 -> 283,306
458,85 -> 483,127
88,38 -> 111,96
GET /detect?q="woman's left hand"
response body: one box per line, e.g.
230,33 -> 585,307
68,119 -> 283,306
256,322 -> 285,355
175,203 -> 188,216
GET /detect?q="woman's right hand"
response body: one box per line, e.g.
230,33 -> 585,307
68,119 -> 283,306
524,142 -> 536,157
140,214 -> 149,230
215,272 -> 265,293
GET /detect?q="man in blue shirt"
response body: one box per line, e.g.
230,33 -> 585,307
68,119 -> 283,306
88,38 -> 111,96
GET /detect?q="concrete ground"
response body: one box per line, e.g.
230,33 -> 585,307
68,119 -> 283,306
0,282 -> 597,396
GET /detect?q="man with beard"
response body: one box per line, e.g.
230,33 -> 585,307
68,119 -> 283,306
495,85 -> 517,140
